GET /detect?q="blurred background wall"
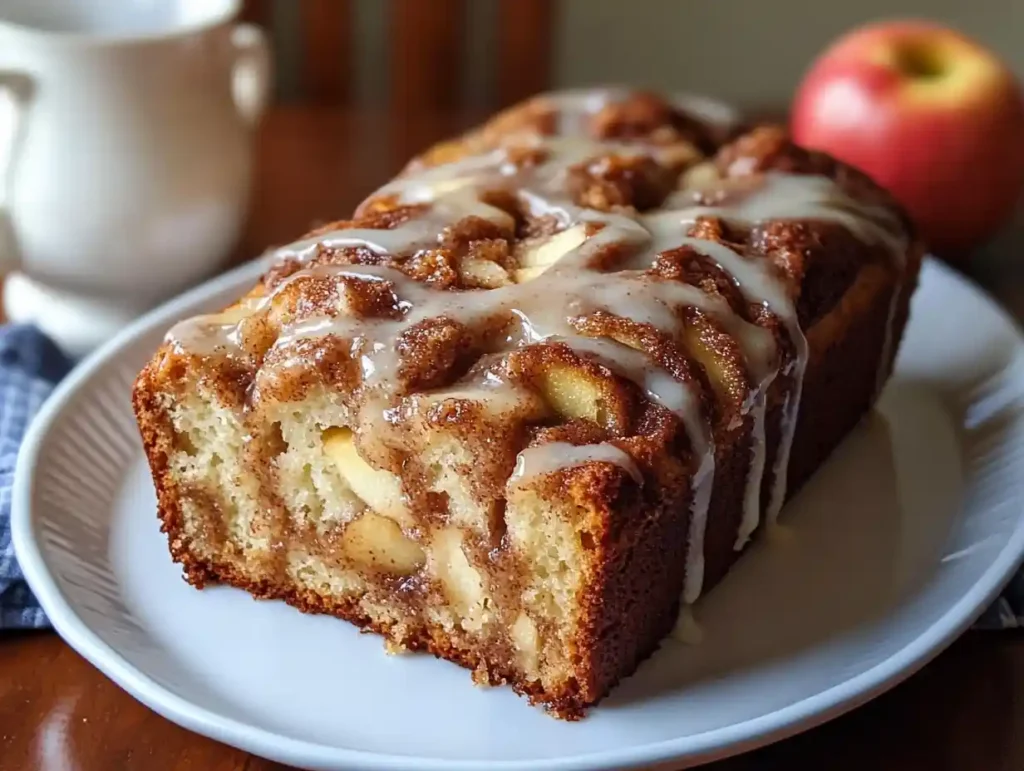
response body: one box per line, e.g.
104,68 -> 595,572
261,0 -> 1023,111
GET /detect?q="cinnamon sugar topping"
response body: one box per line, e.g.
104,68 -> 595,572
166,88 -> 908,607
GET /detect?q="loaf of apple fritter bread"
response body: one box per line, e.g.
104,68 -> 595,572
133,88 -> 923,719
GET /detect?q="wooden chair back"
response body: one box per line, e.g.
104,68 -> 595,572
240,0 -> 555,110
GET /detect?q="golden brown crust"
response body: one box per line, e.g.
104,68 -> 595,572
133,87 -> 924,720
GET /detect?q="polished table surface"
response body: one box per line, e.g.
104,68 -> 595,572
2,106 -> 1024,771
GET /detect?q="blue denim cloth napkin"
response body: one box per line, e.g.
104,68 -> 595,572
0,323 -> 1020,630
0,325 -> 74,629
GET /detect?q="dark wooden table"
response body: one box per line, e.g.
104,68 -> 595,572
2,107 -> 1024,771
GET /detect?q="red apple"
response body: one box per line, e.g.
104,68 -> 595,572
792,20 -> 1024,258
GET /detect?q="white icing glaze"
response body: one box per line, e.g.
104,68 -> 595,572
552,334 -> 704,436
509,441 -> 644,488
167,317 -> 244,355
736,386 -> 770,550
282,191 -> 517,263
876,282 -> 902,401
663,173 -> 906,261
671,603 -> 704,644
167,88 -> 909,611
682,448 -> 715,604
766,344 -> 806,526
543,87 -> 634,136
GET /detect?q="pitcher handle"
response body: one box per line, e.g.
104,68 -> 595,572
0,71 -> 32,274
230,23 -> 272,128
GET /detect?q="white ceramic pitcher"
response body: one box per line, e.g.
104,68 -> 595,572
0,0 -> 270,356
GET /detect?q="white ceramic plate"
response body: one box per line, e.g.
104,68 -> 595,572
13,258 -> 1024,771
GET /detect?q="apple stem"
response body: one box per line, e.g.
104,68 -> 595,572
893,42 -> 947,79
